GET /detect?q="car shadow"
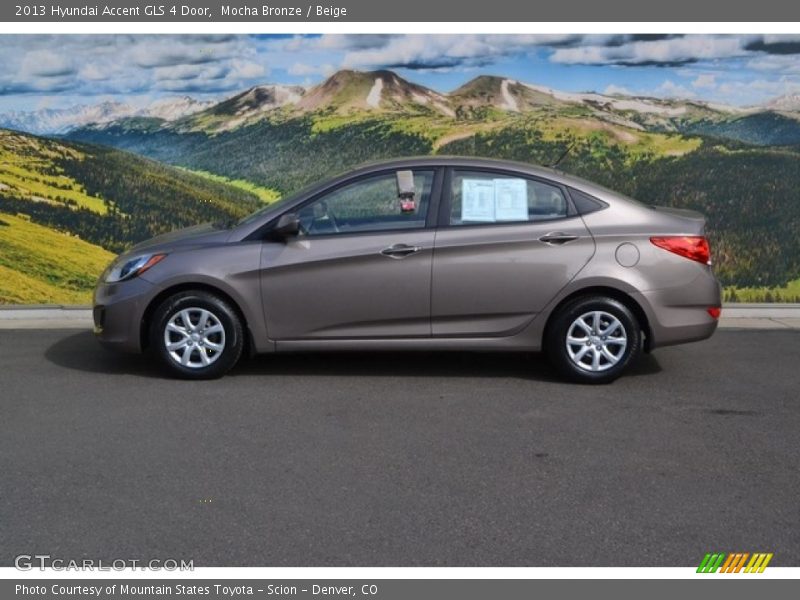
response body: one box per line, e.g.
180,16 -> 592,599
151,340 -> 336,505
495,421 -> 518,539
45,330 -> 165,378
45,330 -> 662,382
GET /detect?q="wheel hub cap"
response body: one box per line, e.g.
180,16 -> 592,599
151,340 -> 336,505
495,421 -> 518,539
565,310 -> 628,372
163,307 -> 226,369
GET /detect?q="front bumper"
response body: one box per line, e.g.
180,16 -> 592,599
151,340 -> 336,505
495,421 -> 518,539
93,277 -> 155,353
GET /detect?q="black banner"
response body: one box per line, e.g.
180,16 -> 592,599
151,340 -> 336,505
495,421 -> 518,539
4,579 -> 799,600
2,0 -> 799,22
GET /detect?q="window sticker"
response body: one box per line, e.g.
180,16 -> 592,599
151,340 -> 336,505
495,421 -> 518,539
494,178 -> 528,221
461,177 -> 529,223
461,178 -> 497,222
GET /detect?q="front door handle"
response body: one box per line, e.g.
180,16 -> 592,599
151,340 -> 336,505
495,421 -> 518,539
539,232 -> 579,245
381,244 -> 422,259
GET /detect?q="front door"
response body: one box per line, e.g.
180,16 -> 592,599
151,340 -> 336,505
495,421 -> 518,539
260,169 -> 438,340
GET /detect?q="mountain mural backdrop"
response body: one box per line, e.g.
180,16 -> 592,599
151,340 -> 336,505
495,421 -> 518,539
3,68 -> 800,303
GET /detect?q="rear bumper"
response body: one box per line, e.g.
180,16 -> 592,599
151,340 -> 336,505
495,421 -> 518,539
636,274 -> 722,349
92,277 -> 155,353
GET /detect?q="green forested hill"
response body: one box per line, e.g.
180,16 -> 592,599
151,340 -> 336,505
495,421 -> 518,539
0,129 -> 264,303
0,212 -> 113,304
0,129 -> 263,251
683,112 -> 800,146
69,116 -> 433,193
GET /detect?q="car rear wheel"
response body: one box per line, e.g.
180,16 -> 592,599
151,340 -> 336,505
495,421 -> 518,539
545,295 -> 642,384
150,291 -> 244,379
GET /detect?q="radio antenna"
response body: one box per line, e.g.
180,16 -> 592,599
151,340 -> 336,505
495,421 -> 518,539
549,142 -> 575,170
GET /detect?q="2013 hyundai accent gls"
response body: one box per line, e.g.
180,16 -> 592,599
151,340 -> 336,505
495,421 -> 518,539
93,157 -> 721,383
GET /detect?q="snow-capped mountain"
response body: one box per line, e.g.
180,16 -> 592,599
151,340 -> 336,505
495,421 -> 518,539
763,93 -> 800,112
0,101 -> 136,135
296,70 -> 452,115
142,96 -> 216,121
212,85 -> 306,115
0,96 -> 214,135
188,84 -> 306,131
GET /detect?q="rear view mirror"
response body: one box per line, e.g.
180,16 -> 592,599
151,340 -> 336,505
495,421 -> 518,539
396,170 -> 415,199
272,213 -> 300,238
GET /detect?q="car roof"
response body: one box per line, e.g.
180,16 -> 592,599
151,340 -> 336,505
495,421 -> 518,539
350,155 -> 560,177
344,155 -> 614,196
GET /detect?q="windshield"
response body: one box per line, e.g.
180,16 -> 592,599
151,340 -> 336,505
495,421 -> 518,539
234,178 -> 331,227
235,196 -> 290,227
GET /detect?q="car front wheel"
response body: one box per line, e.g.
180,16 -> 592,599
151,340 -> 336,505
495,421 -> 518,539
545,295 -> 642,384
150,291 -> 244,379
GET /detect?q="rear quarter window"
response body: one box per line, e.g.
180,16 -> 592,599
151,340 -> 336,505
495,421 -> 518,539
568,188 -> 609,215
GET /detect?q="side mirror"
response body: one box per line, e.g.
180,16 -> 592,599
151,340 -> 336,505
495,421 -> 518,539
272,213 -> 300,238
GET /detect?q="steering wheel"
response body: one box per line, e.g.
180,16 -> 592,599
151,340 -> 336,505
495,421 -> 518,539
299,200 -> 341,235
308,200 -> 339,234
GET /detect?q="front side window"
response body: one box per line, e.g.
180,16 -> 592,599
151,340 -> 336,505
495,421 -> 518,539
298,170 -> 434,236
449,170 -> 569,226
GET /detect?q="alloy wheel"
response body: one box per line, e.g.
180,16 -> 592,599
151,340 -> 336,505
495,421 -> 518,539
163,307 -> 226,368
565,310 -> 628,372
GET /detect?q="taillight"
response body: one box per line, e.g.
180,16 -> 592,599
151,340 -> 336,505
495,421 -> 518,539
650,236 -> 711,265
707,307 -> 722,319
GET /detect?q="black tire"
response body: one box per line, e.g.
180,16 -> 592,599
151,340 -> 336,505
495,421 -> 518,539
545,295 -> 642,384
150,290 -> 244,379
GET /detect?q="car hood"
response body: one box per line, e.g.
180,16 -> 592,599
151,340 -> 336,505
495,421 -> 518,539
127,223 -> 231,255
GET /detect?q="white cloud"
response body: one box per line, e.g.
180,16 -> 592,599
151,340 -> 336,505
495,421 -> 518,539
603,84 -> 633,96
758,34 -> 800,44
288,63 -> 336,77
654,80 -> 696,98
717,77 -> 800,100
20,50 -> 76,78
229,59 -> 267,79
79,64 -> 111,81
692,73 -> 717,89
338,34 -> 579,70
0,35 -> 269,98
284,34 -> 393,52
154,64 -> 227,82
551,36 -> 750,66
128,36 -> 245,69
746,54 -> 800,74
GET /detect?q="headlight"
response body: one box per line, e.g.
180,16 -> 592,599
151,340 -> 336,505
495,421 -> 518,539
104,253 -> 167,283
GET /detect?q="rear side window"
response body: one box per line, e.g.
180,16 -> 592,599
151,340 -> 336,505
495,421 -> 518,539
449,170 -> 569,226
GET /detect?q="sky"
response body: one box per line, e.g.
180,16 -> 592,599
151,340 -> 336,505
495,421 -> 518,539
1,33 -> 800,112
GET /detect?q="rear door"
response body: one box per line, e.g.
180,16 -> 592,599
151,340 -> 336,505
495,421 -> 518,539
431,168 -> 595,337
260,168 -> 440,340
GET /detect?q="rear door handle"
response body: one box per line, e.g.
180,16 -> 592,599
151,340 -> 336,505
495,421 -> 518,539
539,232 -> 579,245
381,244 -> 422,259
